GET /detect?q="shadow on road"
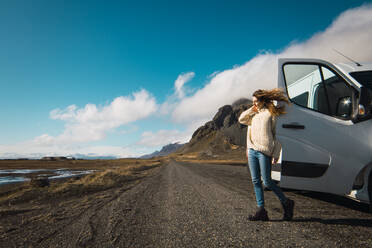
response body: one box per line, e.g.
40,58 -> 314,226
291,217 -> 372,228
296,191 -> 371,214
277,186 -> 371,214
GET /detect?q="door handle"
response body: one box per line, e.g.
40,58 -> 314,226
282,123 -> 305,129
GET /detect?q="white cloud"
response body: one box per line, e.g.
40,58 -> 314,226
3,4 -> 372,159
41,89 -> 157,145
0,142 -> 138,159
137,129 -> 191,147
117,125 -> 139,135
159,72 -> 195,115
172,4 -> 372,127
50,104 -> 77,120
172,54 -> 276,126
0,89 -> 159,158
174,72 -> 195,99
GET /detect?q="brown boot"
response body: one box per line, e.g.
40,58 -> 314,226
248,206 -> 269,221
282,198 -> 295,221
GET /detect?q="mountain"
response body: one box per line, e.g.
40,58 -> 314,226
175,98 -> 252,160
140,142 -> 185,159
0,153 -> 118,160
69,154 -> 118,160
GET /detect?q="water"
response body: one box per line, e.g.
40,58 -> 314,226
0,169 -> 96,185
0,176 -> 30,185
48,170 -> 95,179
0,169 -> 48,174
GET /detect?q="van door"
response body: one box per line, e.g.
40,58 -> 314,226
275,58 -> 360,195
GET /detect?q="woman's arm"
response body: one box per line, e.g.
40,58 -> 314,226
271,116 -> 281,161
272,140 -> 282,161
238,106 -> 257,125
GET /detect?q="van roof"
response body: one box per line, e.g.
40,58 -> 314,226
335,62 -> 372,73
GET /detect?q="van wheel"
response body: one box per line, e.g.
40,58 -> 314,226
369,172 -> 372,213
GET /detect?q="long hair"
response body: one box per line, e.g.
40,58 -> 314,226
253,88 -> 290,116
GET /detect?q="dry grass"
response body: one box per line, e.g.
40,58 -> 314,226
175,158 -> 247,166
169,149 -> 246,165
0,155 -> 246,206
0,158 -> 162,170
52,163 -> 159,195
0,159 -> 163,206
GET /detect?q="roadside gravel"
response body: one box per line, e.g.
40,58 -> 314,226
1,160 -> 371,247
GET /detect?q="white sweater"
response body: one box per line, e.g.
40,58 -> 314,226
238,106 -> 281,159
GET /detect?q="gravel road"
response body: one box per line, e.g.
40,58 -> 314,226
1,160 -> 372,247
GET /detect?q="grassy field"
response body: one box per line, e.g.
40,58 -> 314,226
0,158 -> 164,206
0,158 -> 163,170
0,154 -> 247,207
169,150 -> 247,166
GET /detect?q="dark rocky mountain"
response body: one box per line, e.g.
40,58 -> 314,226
176,98 -> 252,159
140,142 -> 185,159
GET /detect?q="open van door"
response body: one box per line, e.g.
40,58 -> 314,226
275,58 -> 361,195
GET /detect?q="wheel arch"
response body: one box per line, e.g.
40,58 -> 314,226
353,162 -> 372,192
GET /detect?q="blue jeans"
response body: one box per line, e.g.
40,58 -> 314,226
248,148 -> 287,207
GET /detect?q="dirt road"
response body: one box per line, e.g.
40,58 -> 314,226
1,161 -> 372,247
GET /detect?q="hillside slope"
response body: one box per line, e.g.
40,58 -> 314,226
140,143 -> 184,159
175,98 -> 252,160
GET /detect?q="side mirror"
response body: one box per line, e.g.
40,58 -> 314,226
359,86 -> 371,115
336,96 -> 352,118
353,86 -> 372,123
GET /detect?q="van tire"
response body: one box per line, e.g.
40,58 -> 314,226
369,172 -> 372,213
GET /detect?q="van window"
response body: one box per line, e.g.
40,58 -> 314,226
313,83 -> 330,115
321,67 -> 357,118
292,92 -> 309,107
283,63 -> 357,119
349,71 -> 372,114
349,70 -> 372,90
283,64 -> 325,111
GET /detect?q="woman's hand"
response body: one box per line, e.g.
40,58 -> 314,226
272,157 -> 278,164
252,105 -> 258,113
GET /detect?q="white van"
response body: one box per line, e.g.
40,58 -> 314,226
272,58 -> 372,208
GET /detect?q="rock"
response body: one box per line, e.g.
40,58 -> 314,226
212,105 -> 233,129
232,98 -> 252,109
223,113 -> 235,128
191,121 -> 215,140
30,177 -> 50,187
179,98 -> 253,157
140,143 -> 185,159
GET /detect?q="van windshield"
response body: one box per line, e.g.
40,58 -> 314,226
349,71 -> 372,90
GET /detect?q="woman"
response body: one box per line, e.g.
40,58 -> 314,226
238,88 -> 294,221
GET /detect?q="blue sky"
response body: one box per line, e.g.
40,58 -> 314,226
1,0 -> 372,158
